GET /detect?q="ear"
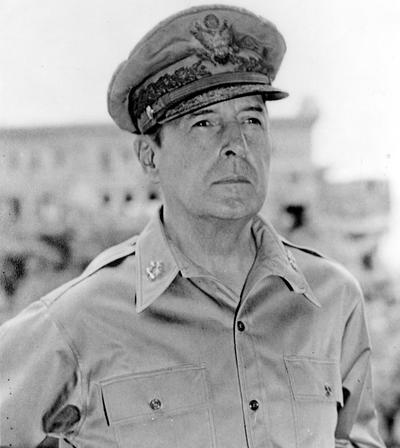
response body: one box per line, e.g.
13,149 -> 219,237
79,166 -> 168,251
133,135 -> 160,183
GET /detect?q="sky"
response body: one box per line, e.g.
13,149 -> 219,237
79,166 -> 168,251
1,0 -> 400,268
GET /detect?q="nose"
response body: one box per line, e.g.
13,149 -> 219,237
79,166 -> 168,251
220,121 -> 248,158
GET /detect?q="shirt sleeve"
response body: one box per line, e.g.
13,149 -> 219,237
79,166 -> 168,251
0,300 -> 84,447
335,295 -> 386,448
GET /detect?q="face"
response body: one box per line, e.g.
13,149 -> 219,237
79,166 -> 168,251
149,95 -> 272,221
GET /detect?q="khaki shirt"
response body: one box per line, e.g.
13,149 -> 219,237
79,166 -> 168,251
0,211 -> 385,447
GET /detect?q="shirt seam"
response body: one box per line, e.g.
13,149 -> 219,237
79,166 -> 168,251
344,282 -> 364,319
283,353 -> 300,447
341,295 -> 371,360
41,301 -> 88,441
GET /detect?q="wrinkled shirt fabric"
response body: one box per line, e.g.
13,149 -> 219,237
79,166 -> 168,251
0,211 -> 385,447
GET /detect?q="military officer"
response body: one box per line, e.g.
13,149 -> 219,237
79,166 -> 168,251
0,5 -> 385,448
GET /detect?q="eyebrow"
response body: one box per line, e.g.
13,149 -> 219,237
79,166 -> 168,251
243,105 -> 265,113
187,104 -> 265,118
187,109 -> 216,117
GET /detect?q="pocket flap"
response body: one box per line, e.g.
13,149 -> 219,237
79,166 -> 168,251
284,356 -> 343,406
100,364 -> 208,423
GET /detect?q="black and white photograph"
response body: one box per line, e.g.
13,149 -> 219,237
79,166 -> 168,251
0,1 -> 399,446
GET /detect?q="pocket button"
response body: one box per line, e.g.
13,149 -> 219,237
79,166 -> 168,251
324,384 -> 333,397
149,398 -> 162,410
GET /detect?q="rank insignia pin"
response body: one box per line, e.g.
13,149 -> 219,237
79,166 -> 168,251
146,261 -> 164,281
286,249 -> 298,272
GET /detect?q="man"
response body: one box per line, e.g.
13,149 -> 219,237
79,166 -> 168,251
0,5 -> 385,448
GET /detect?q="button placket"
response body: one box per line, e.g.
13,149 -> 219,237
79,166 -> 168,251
233,312 -> 252,446
233,308 -> 269,446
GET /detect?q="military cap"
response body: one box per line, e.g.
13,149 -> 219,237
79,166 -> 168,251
108,4 -> 288,134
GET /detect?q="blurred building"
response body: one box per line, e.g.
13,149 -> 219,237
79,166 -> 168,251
0,125 -> 159,233
0,101 -> 391,299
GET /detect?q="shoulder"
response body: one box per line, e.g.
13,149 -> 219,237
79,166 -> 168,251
41,235 -> 139,315
0,236 -> 140,366
82,235 -> 138,275
281,237 -> 364,308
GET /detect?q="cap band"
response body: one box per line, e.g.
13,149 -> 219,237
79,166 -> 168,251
134,71 -> 274,132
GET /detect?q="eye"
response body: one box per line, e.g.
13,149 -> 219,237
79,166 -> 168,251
244,117 -> 262,125
193,119 -> 211,128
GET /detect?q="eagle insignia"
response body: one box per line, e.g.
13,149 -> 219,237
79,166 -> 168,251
190,14 -> 239,64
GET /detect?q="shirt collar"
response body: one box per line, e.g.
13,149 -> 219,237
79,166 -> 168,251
135,209 -> 180,313
251,216 -> 320,308
135,209 -> 320,313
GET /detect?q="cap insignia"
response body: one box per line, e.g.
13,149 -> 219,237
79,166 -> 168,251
191,14 -> 239,65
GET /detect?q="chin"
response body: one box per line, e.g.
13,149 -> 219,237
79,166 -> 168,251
206,198 -> 262,221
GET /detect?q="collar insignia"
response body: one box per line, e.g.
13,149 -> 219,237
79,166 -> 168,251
145,260 -> 164,281
286,248 -> 299,272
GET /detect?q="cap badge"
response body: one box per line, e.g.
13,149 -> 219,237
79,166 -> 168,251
146,260 -> 164,281
191,14 -> 238,65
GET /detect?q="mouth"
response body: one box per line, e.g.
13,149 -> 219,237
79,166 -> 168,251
213,175 -> 251,185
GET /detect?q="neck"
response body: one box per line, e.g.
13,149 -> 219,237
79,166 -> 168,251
162,205 -> 256,284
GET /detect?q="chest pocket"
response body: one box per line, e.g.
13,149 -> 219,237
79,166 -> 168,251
284,356 -> 343,405
284,356 -> 343,447
100,364 -> 216,448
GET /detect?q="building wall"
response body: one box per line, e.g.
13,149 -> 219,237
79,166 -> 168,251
0,125 -> 159,235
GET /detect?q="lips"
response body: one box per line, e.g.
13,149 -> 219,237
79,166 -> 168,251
213,175 -> 251,185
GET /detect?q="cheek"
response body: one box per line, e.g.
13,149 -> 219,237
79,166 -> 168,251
258,134 -> 272,165
249,136 -> 271,188
179,137 -> 210,175
181,151 -> 193,171
248,134 -> 271,166
158,149 -> 199,198
157,152 -> 180,194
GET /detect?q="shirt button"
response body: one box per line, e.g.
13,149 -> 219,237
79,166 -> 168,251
249,399 -> 259,411
149,398 -> 162,410
237,321 -> 246,332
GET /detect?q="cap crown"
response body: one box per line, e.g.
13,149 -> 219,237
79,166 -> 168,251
108,5 -> 287,133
